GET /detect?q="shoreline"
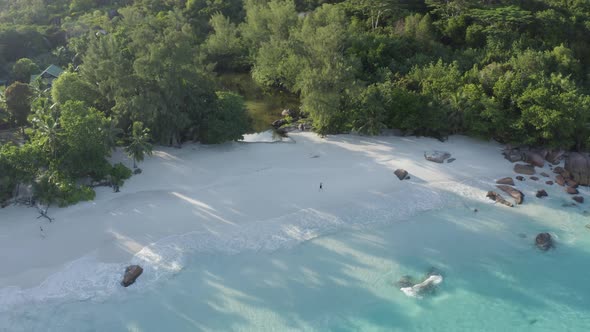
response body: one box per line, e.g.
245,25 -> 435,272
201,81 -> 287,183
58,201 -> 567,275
0,133 -> 524,299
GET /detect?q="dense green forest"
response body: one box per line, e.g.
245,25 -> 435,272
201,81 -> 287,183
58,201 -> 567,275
1,0 -> 590,206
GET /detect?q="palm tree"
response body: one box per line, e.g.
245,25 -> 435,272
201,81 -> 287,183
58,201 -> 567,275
30,104 -> 60,159
103,117 -> 123,151
125,121 -> 153,169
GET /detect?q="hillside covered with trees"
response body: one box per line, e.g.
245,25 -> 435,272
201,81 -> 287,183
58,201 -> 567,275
1,0 -> 590,206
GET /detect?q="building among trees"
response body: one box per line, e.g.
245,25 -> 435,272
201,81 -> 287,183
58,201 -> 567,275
30,65 -> 64,87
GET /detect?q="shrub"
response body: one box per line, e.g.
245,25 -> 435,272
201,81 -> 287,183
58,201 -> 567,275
110,163 -> 132,187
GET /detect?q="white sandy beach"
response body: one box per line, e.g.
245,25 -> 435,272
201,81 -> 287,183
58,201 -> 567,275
0,133 -> 540,299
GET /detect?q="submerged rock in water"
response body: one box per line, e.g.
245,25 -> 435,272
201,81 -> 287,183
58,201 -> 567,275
400,275 -> 443,298
540,172 -> 550,178
447,158 -> 456,163
487,191 -> 514,207
497,185 -> 524,204
530,176 -> 539,181
536,190 -> 548,198
535,233 -> 553,251
546,181 -> 554,185
121,265 -> 143,287
496,177 -> 515,186
566,187 -> 579,195
516,176 -> 525,181
394,169 -> 409,181
396,275 -> 416,288
514,164 -> 535,175
424,151 -> 451,163
573,196 -> 584,204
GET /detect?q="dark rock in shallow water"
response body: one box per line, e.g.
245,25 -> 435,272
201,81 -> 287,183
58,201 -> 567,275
496,177 -> 515,186
536,190 -> 548,198
566,187 -> 579,195
396,275 -> 416,288
121,265 -> 143,287
497,185 -> 525,204
516,176 -> 525,181
486,191 -> 514,207
573,196 -> 584,204
530,176 -> 539,181
535,233 -> 553,251
394,169 -> 409,181
514,164 -> 535,175
397,268 -> 443,298
447,158 -> 456,163
424,151 -> 451,163
553,166 -> 565,174
540,172 -> 550,178
546,181 -> 554,185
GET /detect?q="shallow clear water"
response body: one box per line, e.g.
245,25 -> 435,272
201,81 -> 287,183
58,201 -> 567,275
3,191 -> 590,331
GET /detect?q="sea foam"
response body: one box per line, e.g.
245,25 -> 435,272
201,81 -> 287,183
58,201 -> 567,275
0,181 -> 475,313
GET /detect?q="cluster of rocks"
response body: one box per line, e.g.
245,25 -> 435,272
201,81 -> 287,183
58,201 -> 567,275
271,109 -> 311,134
494,146 -> 590,254
503,146 -> 564,166
499,146 -> 586,205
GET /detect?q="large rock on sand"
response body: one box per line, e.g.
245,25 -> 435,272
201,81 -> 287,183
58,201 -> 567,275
546,149 -> 565,164
496,177 -> 515,186
535,233 -> 553,251
394,169 -> 409,181
424,151 -> 451,163
514,164 -> 535,175
121,265 -> 143,287
565,152 -> 590,185
496,185 -> 525,204
486,191 -> 514,207
555,175 -> 566,186
524,151 -> 545,168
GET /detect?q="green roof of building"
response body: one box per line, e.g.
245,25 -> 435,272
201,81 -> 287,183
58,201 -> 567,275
30,65 -> 64,82
43,64 -> 64,77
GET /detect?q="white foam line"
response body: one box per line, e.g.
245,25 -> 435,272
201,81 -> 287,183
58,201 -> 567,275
0,184 -> 453,313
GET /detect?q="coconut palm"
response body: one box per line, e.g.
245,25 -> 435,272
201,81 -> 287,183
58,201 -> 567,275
125,121 -> 153,169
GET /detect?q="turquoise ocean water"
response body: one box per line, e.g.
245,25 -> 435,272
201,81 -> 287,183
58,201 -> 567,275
2,186 -> 590,331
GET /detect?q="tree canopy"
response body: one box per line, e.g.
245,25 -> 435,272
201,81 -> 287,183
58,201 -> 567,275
2,0 -> 590,206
